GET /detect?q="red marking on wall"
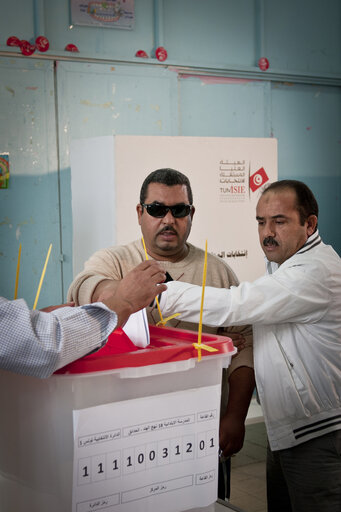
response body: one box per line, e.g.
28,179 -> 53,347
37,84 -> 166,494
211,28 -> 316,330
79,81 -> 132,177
174,73 -> 253,85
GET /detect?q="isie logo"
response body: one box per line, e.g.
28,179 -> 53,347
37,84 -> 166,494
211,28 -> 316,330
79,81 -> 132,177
249,167 -> 269,192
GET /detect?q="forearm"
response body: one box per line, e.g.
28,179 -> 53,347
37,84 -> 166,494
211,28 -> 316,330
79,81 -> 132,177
51,304 -> 118,372
0,300 -> 117,378
92,279 -> 120,302
163,273 -> 329,326
224,366 -> 255,422
67,247 -> 123,306
68,274 -> 107,305
227,340 -> 253,379
160,281 -> 233,326
219,366 -> 255,457
101,295 -> 133,327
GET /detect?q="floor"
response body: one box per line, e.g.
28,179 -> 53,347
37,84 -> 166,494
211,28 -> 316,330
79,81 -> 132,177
227,400 -> 268,512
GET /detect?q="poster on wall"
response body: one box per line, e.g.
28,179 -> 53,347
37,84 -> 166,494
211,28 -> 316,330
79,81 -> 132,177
114,136 -> 278,282
70,136 -> 277,282
71,0 -> 134,29
0,152 -> 9,189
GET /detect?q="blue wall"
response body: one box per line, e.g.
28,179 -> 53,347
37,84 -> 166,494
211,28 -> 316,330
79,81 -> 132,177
0,0 -> 340,306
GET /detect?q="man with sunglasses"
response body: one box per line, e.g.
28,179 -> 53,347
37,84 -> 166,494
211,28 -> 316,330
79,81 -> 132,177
68,168 -> 254,500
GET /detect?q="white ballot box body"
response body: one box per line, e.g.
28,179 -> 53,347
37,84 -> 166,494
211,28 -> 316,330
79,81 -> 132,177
0,326 -> 235,512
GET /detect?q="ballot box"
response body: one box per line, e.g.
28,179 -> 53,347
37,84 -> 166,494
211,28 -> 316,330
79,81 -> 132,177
0,326 -> 235,512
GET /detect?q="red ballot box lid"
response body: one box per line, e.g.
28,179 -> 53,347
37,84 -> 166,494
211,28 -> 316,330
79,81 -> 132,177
55,325 -> 235,375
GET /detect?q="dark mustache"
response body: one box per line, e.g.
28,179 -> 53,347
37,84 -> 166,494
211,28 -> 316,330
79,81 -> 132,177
263,236 -> 279,247
157,226 -> 178,235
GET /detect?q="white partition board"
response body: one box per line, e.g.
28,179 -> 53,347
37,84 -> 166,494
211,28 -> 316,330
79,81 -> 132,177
70,136 -> 116,277
71,136 -> 277,281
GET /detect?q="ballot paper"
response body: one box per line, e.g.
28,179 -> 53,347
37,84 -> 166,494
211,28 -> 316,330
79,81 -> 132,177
122,308 -> 150,348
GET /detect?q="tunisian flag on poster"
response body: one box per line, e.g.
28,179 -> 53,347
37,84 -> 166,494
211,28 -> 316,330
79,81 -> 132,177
250,167 -> 269,192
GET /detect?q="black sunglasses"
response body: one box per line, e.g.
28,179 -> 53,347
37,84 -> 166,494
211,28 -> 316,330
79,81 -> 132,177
141,202 -> 193,218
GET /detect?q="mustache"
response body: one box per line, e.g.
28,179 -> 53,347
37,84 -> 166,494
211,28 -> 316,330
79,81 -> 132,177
157,226 -> 178,236
263,236 -> 279,247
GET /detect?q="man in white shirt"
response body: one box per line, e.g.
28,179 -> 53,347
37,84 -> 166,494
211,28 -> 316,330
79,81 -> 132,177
159,180 -> 341,512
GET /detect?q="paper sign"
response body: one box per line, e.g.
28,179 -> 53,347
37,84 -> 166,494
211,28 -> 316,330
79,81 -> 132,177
72,385 -> 221,512
71,0 -> 135,29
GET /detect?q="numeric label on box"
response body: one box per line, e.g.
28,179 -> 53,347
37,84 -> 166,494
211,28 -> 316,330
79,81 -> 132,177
73,385 -> 221,512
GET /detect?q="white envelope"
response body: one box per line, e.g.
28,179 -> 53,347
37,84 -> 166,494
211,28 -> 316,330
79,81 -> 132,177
122,308 -> 150,348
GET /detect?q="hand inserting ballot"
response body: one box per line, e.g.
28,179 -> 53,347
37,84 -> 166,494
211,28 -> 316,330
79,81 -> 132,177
96,260 -> 167,326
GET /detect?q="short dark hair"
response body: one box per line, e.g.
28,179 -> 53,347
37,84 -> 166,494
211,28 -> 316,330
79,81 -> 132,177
262,180 -> 319,225
140,168 -> 193,204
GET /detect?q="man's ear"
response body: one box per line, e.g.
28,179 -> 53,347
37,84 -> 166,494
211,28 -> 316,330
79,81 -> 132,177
190,205 -> 195,220
136,203 -> 143,225
306,214 -> 318,236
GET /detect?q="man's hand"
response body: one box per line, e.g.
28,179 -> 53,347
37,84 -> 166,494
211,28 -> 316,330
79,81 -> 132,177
219,412 -> 245,458
100,261 -> 167,326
